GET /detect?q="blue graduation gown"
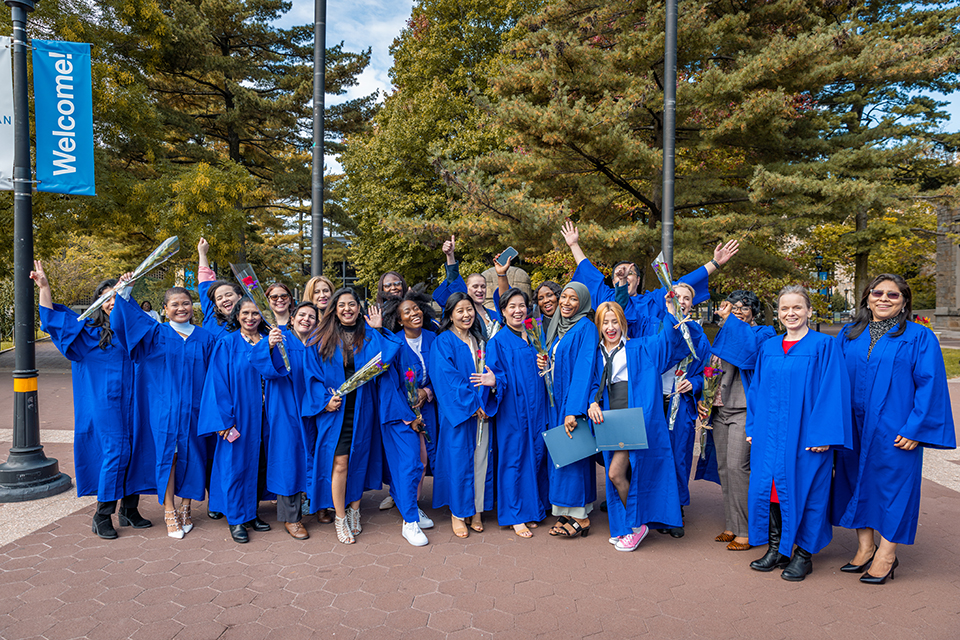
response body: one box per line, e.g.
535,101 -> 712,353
486,329 -> 550,526
431,264 -> 502,329
198,331 -> 268,525
396,329 -> 439,473
112,295 -> 214,503
746,331 -> 852,555
249,329 -> 314,498
301,327 -> 398,510
833,322 -> 956,544
547,317 -> 599,508
429,330 -> 496,518
378,362 -> 424,523
39,304 -> 155,502
661,320 -> 713,507
198,280 -> 231,341
572,259 -> 710,338
590,323 -> 688,536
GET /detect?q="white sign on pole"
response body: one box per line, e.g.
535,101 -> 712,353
0,36 -> 13,191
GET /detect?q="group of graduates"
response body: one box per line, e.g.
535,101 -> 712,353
33,224 -> 955,585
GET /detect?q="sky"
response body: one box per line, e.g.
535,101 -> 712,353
278,0 -> 959,172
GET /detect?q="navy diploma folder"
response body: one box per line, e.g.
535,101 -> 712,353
593,407 -> 648,451
542,417 -> 599,468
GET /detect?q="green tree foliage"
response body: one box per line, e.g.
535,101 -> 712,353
0,0 -> 374,286
341,0 -> 546,289
364,0 -> 959,294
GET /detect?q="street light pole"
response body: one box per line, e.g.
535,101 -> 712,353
815,254 -> 824,333
310,0 -> 326,277
660,0 -> 678,271
0,0 -> 72,501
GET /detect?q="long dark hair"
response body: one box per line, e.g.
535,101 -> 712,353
437,292 -> 485,345
288,301 -> 319,340
381,284 -> 436,333
89,278 -> 117,350
844,274 -> 912,340
206,280 -> 243,326
225,297 -> 269,335
376,270 -> 408,306
307,288 -> 368,361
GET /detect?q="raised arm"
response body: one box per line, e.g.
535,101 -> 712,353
493,253 -> 512,299
29,260 -> 54,310
703,239 -> 739,276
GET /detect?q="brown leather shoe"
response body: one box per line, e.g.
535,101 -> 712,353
317,509 -> 334,524
285,521 -> 309,540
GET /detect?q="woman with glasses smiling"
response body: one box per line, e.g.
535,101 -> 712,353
265,283 -> 294,327
703,290 -> 776,551
831,275 -> 956,584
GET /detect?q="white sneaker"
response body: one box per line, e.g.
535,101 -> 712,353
615,525 -> 649,552
379,494 -> 395,510
608,536 -> 620,545
418,508 -> 434,529
402,521 -> 428,547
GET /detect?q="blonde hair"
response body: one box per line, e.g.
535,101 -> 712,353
595,302 -> 628,342
304,275 -> 335,306
674,282 -> 695,299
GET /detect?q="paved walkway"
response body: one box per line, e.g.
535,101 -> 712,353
0,343 -> 958,639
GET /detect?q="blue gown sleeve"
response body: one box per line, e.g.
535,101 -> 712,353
688,329 -> 712,398
301,344 -> 336,419
801,337 -> 852,450
901,328 -> 957,449
711,315 -> 768,373
431,262 -> 467,308
430,335 -> 487,426
111,294 -> 162,361
483,335 -> 510,418
677,266 -> 710,306
39,304 -> 93,362
379,364 -> 417,425
199,279 -> 217,330
561,323 -> 600,419
571,259 -> 616,310
249,337 -> 290,380
198,340 -> 235,436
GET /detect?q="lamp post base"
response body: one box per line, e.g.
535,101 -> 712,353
0,452 -> 72,502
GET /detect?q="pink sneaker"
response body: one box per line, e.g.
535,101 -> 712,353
615,525 -> 649,552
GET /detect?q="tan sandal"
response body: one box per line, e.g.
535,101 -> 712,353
727,539 -> 751,551
470,515 -> 483,533
513,524 -> 533,538
451,516 -> 469,539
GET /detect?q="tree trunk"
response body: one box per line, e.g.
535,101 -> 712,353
853,207 -> 870,298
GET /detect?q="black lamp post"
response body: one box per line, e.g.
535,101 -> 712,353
0,0 -> 72,501
814,254 -> 824,333
660,0 -> 677,271
310,0 -> 326,277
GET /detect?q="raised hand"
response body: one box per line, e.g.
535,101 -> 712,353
560,220 -> 579,247
470,365 -> 496,388
198,237 -> 209,256
30,260 -> 49,289
268,326 -> 284,347
713,239 -> 740,266
442,235 -> 456,265
716,300 -> 732,321
493,253 -> 512,276
365,304 -> 383,329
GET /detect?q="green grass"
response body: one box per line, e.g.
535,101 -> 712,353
942,348 -> 960,379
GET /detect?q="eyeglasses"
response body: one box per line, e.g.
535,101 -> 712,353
268,293 -> 290,301
869,289 -> 901,300
382,281 -> 403,289
730,305 -> 750,313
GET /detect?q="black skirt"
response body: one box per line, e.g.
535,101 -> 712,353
334,347 -> 356,457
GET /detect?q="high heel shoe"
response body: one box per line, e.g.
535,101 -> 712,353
840,548 -> 876,573
860,557 -> 898,584
335,516 -> 355,544
177,504 -> 193,534
164,510 -> 184,540
345,507 -> 361,536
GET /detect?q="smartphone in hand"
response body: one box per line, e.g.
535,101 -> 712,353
226,427 -> 240,442
496,246 -> 518,266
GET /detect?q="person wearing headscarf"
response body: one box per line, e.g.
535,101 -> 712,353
537,281 -> 598,538
831,274 -> 956,584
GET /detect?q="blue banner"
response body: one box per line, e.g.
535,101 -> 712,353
32,40 -> 95,196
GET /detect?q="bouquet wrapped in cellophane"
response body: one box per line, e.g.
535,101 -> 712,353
230,263 -> 291,372
652,251 -> 697,431
475,345 -> 486,446
336,351 -> 389,396
404,368 -> 431,444
79,236 -> 180,321
696,364 -> 724,458
523,316 -> 555,407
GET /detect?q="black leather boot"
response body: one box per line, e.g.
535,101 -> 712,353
118,495 -> 152,528
749,502 -> 789,571
781,546 -> 813,581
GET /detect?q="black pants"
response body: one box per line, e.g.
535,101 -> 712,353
277,495 -> 302,523
97,494 -> 140,516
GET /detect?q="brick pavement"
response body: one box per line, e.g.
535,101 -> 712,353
0,343 -> 958,639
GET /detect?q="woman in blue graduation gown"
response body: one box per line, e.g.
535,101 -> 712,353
746,286 -> 852,581
197,237 -> 243,342
485,288 -> 550,537
248,302 -> 319,540
198,298 -> 273,543
703,291 -> 776,551
32,262 -> 155,539
832,275 -> 956,584
656,283 -> 712,539
112,287 -> 215,539
587,300 -> 688,550
537,281 -> 598,538
430,292 -> 497,539
301,288 -> 398,544
382,288 -> 440,515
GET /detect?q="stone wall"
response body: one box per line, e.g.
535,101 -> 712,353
935,204 -> 960,329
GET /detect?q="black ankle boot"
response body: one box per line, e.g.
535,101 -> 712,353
92,512 -> 118,539
781,546 -> 813,581
750,502 -> 789,572
118,508 -> 153,528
